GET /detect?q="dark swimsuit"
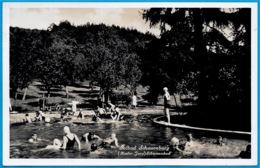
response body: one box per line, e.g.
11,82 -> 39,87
65,134 -> 76,149
164,96 -> 170,108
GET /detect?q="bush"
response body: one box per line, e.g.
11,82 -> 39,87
110,92 -> 132,107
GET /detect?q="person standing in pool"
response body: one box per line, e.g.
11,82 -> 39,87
50,126 -> 81,150
163,87 -> 171,123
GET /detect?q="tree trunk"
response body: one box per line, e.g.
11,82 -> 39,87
42,93 -> 45,110
15,92 -> 18,100
22,87 -> 28,100
47,89 -> 51,98
104,90 -> 109,104
172,93 -> 178,107
65,86 -> 69,98
172,93 -> 180,114
90,81 -> 94,92
193,9 -> 209,114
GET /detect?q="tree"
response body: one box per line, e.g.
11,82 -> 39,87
142,8 -> 249,112
10,28 -> 38,100
74,24 -> 143,103
34,21 -> 86,98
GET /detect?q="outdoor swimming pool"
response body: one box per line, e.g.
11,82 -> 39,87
10,115 -> 250,159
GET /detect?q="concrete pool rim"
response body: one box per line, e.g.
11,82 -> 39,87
153,116 -> 251,135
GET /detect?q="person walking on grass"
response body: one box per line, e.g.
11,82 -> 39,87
163,87 -> 171,123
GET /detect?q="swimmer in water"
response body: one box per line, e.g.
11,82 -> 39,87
170,137 -> 183,153
214,136 -> 226,146
91,143 -> 98,151
183,133 -> 204,155
238,144 -> 251,159
100,133 -> 119,148
184,133 -> 194,150
28,134 -> 48,143
81,132 -> 102,143
88,143 -> 106,158
170,137 -> 192,155
46,126 -> 81,150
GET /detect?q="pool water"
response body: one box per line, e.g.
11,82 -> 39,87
10,115 -> 250,159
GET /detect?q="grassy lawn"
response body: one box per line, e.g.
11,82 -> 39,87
10,81 -> 183,113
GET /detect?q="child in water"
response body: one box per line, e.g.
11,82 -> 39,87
100,133 -> 119,148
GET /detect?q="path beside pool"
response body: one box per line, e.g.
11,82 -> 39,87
10,107 -> 178,124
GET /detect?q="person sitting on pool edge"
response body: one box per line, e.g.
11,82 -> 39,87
77,109 -> 84,119
111,107 -> 124,121
92,106 -> 106,122
35,110 -> 46,121
100,133 -> 119,148
25,113 -> 33,123
81,132 -> 102,143
92,109 -> 103,122
47,126 -> 81,150
106,102 -> 116,112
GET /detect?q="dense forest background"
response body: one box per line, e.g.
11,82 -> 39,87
10,8 -> 251,131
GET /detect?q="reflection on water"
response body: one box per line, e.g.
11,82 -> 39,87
10,116 -> 250,159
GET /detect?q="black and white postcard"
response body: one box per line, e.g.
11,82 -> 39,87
2,2 -> 258,166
